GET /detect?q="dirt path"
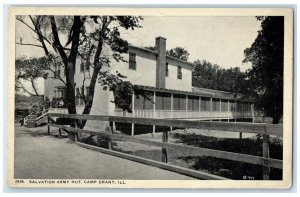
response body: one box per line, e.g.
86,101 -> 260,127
14,124 -> 195,180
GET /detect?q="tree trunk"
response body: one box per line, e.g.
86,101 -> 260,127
66,16 -> 83,115
82,65 -> 100,115
80,36 -> 104,128
65,62 -> 77,115
272,114 -> 281,124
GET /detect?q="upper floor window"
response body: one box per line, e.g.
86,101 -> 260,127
85,62 -> 90,71
85,86 -> 90,100
80,63 -> 84,72
80,62 -> 90,73
129,52 -> 136,70
177,66 -> 182,79
54,64 -> 61,78
166,62 -> 169,77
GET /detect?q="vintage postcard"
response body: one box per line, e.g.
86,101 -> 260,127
6,7 -> 293,188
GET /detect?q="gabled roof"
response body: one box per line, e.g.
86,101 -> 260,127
128,45 -> 194,69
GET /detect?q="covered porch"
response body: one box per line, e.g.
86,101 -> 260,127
114,85 -> 254,121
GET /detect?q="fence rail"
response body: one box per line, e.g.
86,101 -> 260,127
47,113 -> 283,180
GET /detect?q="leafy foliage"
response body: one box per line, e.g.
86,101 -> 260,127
166,47 -> 190,61
16,15 -> 144,118
15,56 -> 51,96
98,71 -> 153,113
192,59 -> 249,96
243,16 -> 284,123
145,46 -> 190,61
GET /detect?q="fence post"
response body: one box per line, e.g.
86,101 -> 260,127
131,123 -> 135,136
107,121 -> 115,150
262,134 -> 270,180
58,128 -> 62,139
162,127 -> 168,163
74,120 -> 78,142
112,121 -> 116,133
47,115 -> 50,135
152,125 -> 156,137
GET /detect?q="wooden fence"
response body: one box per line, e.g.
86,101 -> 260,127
47,113 -> 283,180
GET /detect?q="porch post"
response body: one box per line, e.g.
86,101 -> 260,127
227,100 -> 230,122
131,123 -> 135,136
132,91 -> 135,117
199,96 -> 201,112
262,134 -> 270,180
234,100 -> 237,122
219,99 -> 222,122
210,97 -> 212,122
186,95 -> 188,118
251,103 -> 255,123
171,93 -> 173,119
131,91 -> 135,136
153,91 -> 156,135
186,95 -> 188,111
153,91 -> 156,118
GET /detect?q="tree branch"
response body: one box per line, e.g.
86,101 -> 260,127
16,17 -> 37,33
28,15 -> 51,55
28,15 -> 52,45
16,81 -> 40,96
50,16 -> 68,66
30,77 -> 40,95
16,42 -> 44,48
47,64 -> 67,86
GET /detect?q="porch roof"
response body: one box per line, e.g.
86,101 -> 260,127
134,85 -> 245,101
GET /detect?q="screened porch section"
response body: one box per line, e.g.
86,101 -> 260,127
114,88 -> 254,120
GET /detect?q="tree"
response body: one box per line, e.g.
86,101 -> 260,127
145,46 -> 190,61
243,16 -> 284,124
166,47 -> 190,61
192,59 -> 248,95
16,16 -> 143,126
15,56 -> 50,96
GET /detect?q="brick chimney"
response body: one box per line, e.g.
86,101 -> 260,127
155,37 -> 167,88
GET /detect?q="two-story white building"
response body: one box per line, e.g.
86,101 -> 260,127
45,36 -> 254,123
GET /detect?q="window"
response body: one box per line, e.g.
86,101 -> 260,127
56,88 -> 66,99
212,98 -> 220,111
201,97 -> 211,111
229,101 -> 236,111
177,66 -> 182,79
188,96 -> 199,111
85,62 -> 90,71
166,63 -> 169,77
57,65 -> 61,77
129,52 -> 136,70
85,87 -> 90,100
114,92 -> 132,110
155,92 -> 171,110
134,91 -> 154,110
173,94 -> 186,110
53,90 -> 57,98
221,99 -> 228,111
54,64 -> 61,78
75,87 -> 85,105
80,63 -> 84,72
237,102 -> 243,111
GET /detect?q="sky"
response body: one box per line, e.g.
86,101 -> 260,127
121,16 -> 261,70
15,16 -> 262,95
